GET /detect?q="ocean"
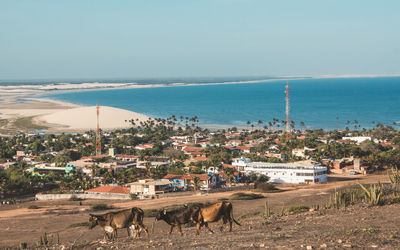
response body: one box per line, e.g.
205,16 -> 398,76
40,77 -> 400,130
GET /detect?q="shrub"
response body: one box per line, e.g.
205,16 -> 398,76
28,205 -> 40,209
129,193 -> 138,200
255,183 -> 280,193
229,192 -> 264,200
91,203 -> 109,211
288,205 -> 309,213
254,175 -> 271,188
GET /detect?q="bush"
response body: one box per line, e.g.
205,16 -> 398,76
129,193 -> 138,200
229,192 -> 264,200
288,205 -> 309,213
91,203 -> 109,211
255,183 -> 280,193
28,205 -> 40,209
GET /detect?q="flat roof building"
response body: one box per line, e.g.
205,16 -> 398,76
245,162 -> 327,184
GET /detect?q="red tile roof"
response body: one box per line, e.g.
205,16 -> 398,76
192,156 -> 208,161
183,146 -> 203,152
85,185 -> 130,194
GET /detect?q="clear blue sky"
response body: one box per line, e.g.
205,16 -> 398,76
1,0 -> 399,80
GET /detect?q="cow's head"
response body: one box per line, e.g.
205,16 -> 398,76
88,214 -> 102,229
155,209 -> 167,221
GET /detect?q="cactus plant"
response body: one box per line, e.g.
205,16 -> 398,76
358,181 -> 382,205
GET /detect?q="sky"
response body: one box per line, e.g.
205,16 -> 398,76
1,0 -> 400,80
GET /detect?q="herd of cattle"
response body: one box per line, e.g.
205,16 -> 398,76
88,201 -> 241,240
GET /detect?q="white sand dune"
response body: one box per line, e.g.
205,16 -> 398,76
37,106 -> 151,131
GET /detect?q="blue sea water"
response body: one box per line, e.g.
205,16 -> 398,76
41,77 -> 400,130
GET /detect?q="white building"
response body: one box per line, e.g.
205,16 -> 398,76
245,162 -> 327,184
232,157 -> 252,171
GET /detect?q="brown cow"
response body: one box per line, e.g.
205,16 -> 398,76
89,207 -> 148,240
194,201 -> 240,234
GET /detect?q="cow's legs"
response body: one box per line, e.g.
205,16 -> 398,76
177,223 -> 183,236
139,223 -> 149,238
128,225 -> 136,238
169,225 -> 175,235
220,218 -> 226,232
204,222 -> 214,234
196,222 -> 203,235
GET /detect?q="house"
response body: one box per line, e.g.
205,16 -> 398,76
0,162 -> 18,170
135,143 -> 154,150
226,140 -> 242,147
235,146 -> 252,154
163,173 -> 216,190
115,154 -> 138,162
128,179 -> 172,197
292,148 -> 306,158
182,146 -> 203,156
29,164 -> 76,176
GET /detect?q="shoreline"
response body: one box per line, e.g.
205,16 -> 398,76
1,74 -> 399,135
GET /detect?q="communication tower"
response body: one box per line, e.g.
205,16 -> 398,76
285,82 -> 290,140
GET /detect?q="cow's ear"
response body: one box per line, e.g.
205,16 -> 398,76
163,209 -> 167,215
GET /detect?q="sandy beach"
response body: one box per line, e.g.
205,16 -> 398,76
0,93 -> 152,135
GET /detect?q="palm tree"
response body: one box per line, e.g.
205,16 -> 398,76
300,121 -> 305,130
246,121 -> 251,131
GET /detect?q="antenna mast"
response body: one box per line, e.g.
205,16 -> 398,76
285,82 -> 290,140
96,104 -> 101,155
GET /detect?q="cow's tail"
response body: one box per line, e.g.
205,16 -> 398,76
226,201 -> 241,226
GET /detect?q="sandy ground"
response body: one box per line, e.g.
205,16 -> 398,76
0,174 -> 390,248
36,105 -> 151,131
0,96 -> 152,134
